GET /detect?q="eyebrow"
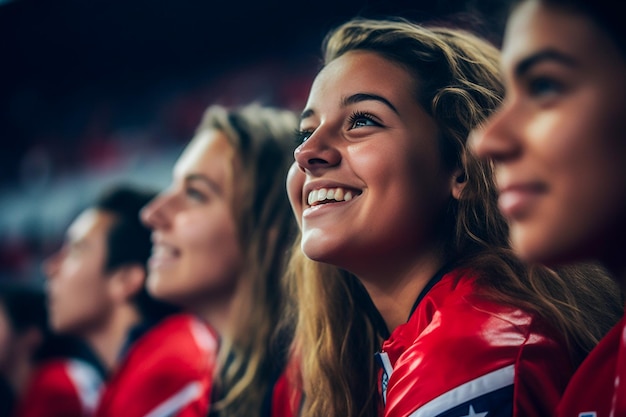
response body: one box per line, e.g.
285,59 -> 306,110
514,48 -> 578,77
185,173 -> 223,196
342,93 -> 399,114
300,92 -> 399,121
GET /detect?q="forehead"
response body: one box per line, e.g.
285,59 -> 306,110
307,51 -> 417,107
174,129 -> 237,180
503,0 -> 617,71
67,209 -> 115,242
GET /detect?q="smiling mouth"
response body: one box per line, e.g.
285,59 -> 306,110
307,187 -> 361,207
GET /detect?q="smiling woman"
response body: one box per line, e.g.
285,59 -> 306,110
272,17 -> 624,417
141,103 -> 299,417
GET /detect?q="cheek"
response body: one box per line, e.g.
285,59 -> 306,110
51,277 -> 112,332
516,109 -> 626,262
177,210 -> 243,283
545,107 -> 626,204
360,141 -> 449,206
61,262 -> 103,296
286,165 -> 304,223
179,212 -> 238,251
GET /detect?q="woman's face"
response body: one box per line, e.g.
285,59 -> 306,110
287,50 -> 458,279
141,129 -> 243,310
44,209 -> 117,335
0,302 -> 14,373
471,0 -> 626,266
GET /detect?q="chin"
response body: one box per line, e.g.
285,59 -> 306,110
301,243 -> 336,265
151,286 -> 176,303
512,233 -> 581,267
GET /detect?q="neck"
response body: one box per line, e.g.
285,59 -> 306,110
83,306 -> 141,372
191,289 -> 237,338
356,248 -> 446,333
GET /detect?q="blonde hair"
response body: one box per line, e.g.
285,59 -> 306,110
284,17 -> 623,417
197,103 -> 299,417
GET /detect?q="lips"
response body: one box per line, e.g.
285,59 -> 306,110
498,183 -> 547,218
148,240 -> 180,269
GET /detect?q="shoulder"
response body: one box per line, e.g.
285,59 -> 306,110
384,269 -> 530,362
96,315 -> 218,417
15,359 -> 89,417
109,314 -> 219,389
403,268 -> 569,368
385,269 -> 573,417
130,313 -> 219,360
24,359 -> 78,393
557,317 -> 624,417
414,268 -> 541,335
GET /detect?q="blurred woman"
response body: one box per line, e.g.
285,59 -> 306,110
471,1 -> 626,415
141,102 -> 299,417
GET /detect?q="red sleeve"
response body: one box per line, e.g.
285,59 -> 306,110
14,360 -> 84,417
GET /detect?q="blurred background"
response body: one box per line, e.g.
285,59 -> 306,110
0,0 -> 510,284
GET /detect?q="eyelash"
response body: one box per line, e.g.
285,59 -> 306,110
185,186 -> 206,202
348,111 -> 380,129
294,110 -> 382,144
294,129 -> 312,144
527,76 -> 563,98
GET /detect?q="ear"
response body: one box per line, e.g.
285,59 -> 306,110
108,264 -> 146,303
450,168 -> 467,201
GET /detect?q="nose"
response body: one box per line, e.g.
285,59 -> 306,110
293,127 -> 341,174
470,103 -> 521,163
140,192 -> 172,230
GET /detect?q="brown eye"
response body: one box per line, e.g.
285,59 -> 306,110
348,111 -> 381,129
528,76 -> 563,98
185,187 -> 206,202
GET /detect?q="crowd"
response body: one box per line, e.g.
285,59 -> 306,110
1,1 -> 625,416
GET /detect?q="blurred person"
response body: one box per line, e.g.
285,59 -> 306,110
0,281 -> 104,417
140,102 -> 298,417
44,184 -> 181,416
277,16 -> 623,417
470,0 -> 626,415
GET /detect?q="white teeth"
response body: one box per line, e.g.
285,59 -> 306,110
308,190 -> 317,205
152,244 -> 176,257
318,188 -> 327,201
307,187 -> 357,206
334,188 -> 344,200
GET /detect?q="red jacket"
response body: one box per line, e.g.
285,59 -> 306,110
556,315 -> 626,417
94,313 -> 218,417
270,356 -> 302,417
381,268 -> 574,417
14,358 -> 103,417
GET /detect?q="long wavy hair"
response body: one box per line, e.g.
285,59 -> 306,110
283,17 -> 623,417
197,103 -> 299,417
